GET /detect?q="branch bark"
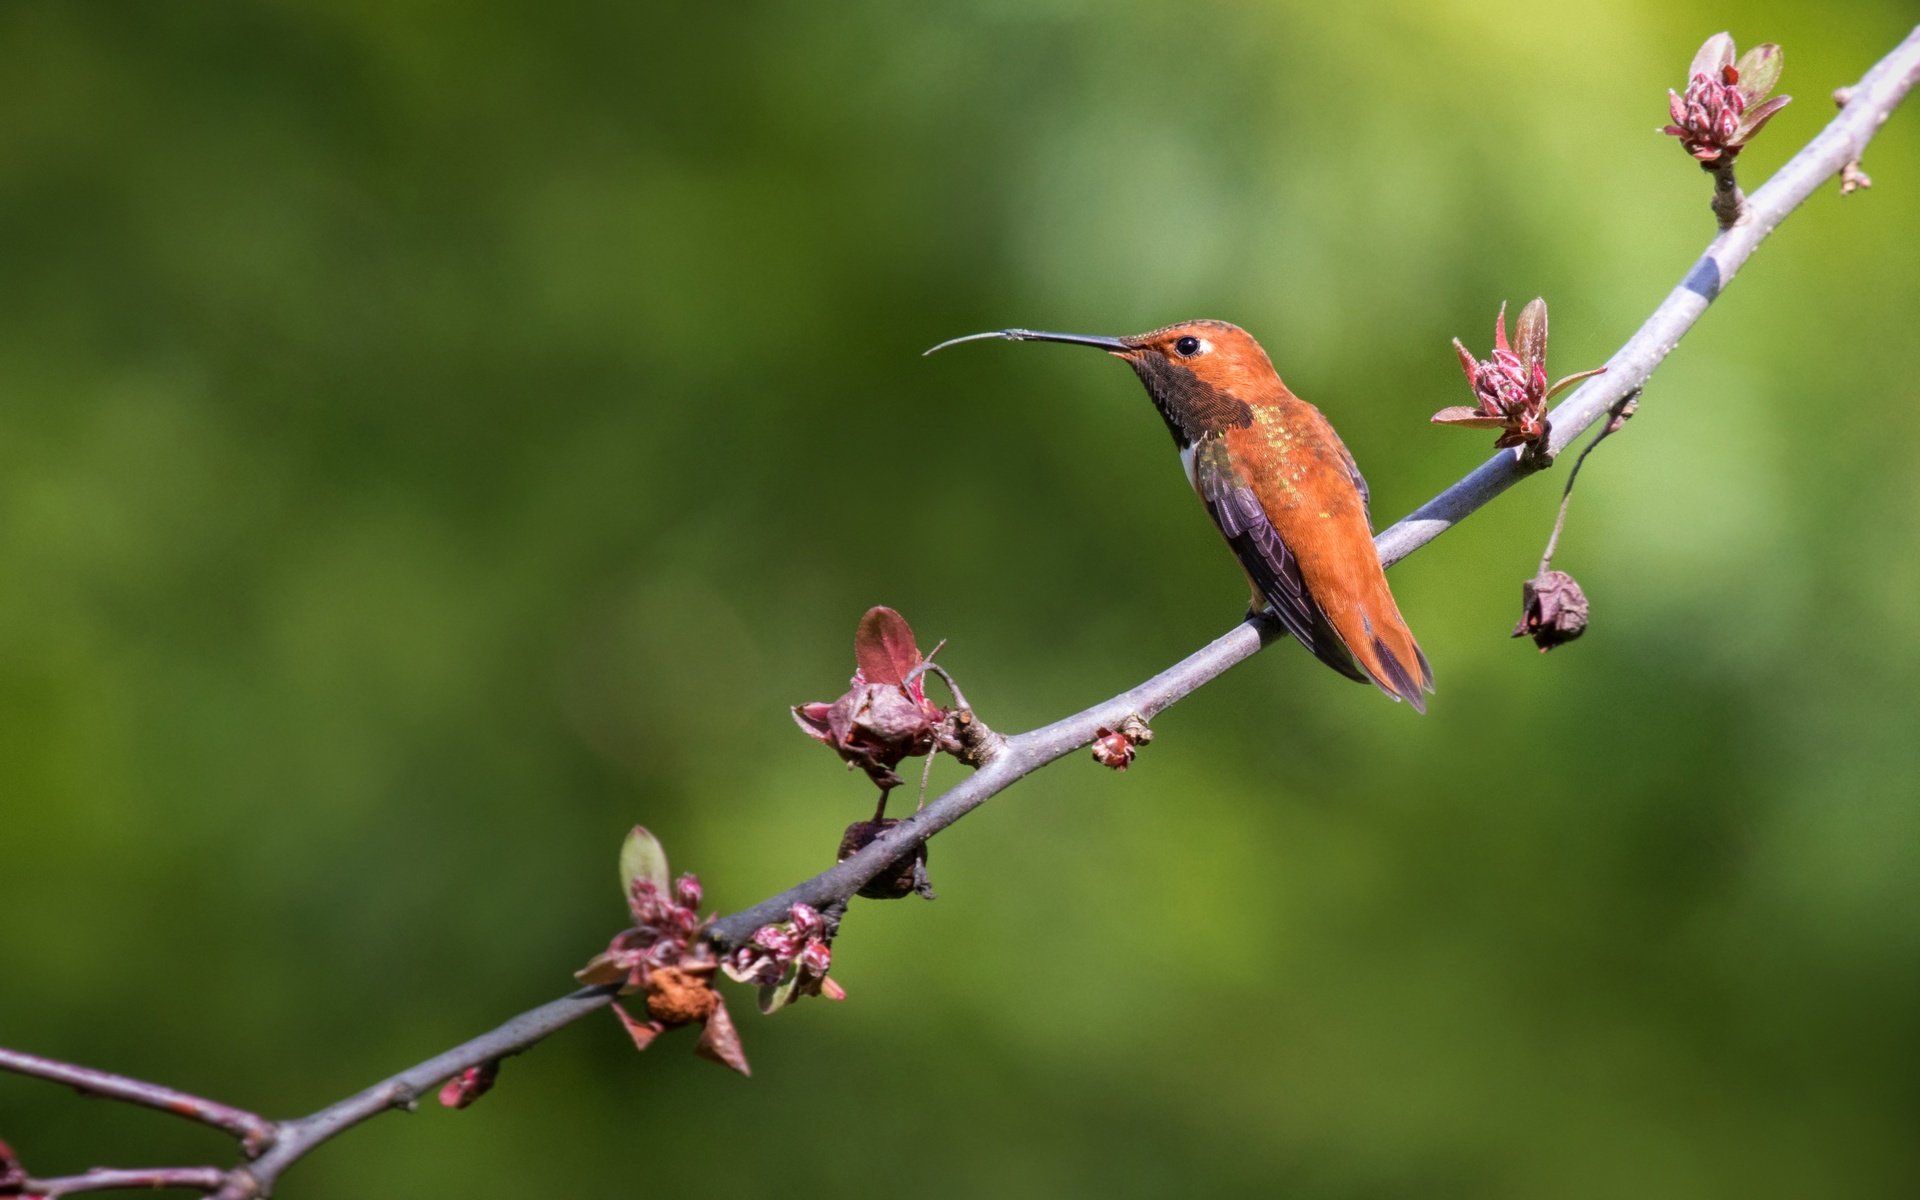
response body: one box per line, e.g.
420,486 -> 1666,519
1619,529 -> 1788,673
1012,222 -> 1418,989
5,22 -> 1919,1200
0,1048 -> 274,1156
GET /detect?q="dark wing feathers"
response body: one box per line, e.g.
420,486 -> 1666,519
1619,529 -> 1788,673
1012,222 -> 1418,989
1194,440 -> 1367,683
1340,446 -> 1372,530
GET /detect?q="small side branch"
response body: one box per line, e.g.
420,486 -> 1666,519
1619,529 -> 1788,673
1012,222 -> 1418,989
0,1048 -> 275,1157
209,986 -> 617,1200
20,1166 -> 228,1198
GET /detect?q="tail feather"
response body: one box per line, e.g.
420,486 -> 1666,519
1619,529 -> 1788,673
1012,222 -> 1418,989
1344,605 -> 1433,714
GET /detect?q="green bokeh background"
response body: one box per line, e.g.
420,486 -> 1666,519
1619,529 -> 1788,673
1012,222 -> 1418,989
5,4 -> 1919,1197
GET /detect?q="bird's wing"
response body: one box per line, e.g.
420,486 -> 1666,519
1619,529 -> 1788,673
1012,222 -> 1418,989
1340,446 -> 1372,530
1192,437 -> 1367,682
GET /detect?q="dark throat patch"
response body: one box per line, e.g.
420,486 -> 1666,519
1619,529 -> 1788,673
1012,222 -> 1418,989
1125,355 -> 1254,448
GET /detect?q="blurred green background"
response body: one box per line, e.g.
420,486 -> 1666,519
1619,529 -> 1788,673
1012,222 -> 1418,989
4,3 -> 1919,1197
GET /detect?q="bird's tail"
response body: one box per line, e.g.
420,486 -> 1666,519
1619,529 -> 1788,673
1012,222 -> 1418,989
1333,585 -> 1434,714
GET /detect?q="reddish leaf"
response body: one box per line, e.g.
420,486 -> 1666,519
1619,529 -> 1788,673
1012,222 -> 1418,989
1512,298 -> 1548,375
1430,407 -> 1507,428
1451,338 -> 1481,384
1690,32 -> 1736,83
853,606 -> 921,686
1491,301 -> 1511,355
694,997 -> 753,1076
1544,365 -> 1609,401
1738,94 -> 1792,141
612,1001 -> 663,1052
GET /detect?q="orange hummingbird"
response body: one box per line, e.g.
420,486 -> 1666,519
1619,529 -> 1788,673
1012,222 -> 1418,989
927,320 -> 1433,712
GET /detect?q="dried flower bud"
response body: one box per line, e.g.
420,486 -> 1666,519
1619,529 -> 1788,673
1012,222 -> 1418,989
438,1060 -> 501,1109
838,818 -> 936,900
644,965 -> 722,1027
0,1139 -> 25,1195
1091,728 -> 1136,770
581,827 -> 745,1076
1514,570 -> 1590,651
794,607 -> 959,790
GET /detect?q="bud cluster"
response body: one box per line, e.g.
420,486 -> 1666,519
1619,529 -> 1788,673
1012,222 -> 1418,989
722,902 -> 846,1013
1431,298 -> 1605,459
1660,33 -> 1790,165
574,827 -> 750,1076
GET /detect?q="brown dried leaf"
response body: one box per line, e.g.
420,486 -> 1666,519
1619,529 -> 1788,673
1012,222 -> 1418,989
611,1001 -> 663,1052
574,950 -> 631,987
694,997 -> 753,1076
1430,407 -> 1508,428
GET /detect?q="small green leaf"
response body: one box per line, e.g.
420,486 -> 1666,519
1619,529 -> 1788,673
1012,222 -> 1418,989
758,969 -> 801,1015
1734,43 -> 1782,103
619,825 -> 670,897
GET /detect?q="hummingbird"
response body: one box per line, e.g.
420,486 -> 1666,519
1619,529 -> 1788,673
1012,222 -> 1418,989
926,320 -> 1433,712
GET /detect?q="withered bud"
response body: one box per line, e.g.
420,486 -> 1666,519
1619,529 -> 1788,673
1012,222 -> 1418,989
0,1139 -> 25,1194
1091,730 -> 1135,770
1514,570 -> 1590,651
437,1060 -> 501,1109
644,964 -> 722,1027
1091,716 -> 1153,771
838,818 -> 936,900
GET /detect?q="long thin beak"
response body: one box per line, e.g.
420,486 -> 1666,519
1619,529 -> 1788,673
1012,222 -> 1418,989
923,328 -> 1133,357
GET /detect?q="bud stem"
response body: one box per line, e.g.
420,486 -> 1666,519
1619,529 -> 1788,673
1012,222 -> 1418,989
1708,160 -> 1747,229
1537,391 -> 1641,576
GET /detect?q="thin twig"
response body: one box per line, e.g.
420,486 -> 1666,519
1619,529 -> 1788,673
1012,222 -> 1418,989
0,1048 -> 275,1157
1708,160 -> 1747,228
1834,86 -> 1875,195
1538,391 -> 1640,575
5,22 -> 1919,1200
21,1166 -> 228,1198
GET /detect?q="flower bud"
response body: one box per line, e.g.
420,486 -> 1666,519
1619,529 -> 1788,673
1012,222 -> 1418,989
1513,570 -> 1590,651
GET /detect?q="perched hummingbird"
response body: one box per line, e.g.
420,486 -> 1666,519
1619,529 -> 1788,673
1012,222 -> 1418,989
927,320 -> 1433,712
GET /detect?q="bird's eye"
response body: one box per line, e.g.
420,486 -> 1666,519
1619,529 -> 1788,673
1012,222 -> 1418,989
1174,335 -> 1202,357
